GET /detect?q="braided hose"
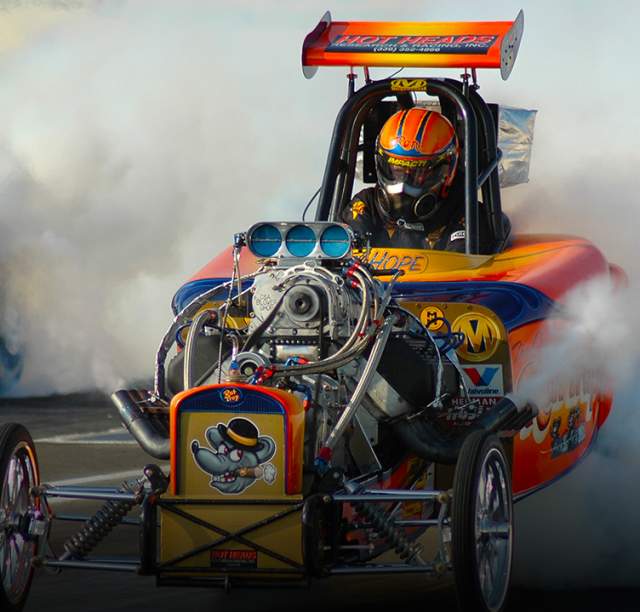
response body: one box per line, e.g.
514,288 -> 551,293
352,264 -> 380,323
154,270 -> 262,398
182,308 -> 217,390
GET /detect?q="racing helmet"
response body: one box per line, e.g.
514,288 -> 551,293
375,108 -> 459,223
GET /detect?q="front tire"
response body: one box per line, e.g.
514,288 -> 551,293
451,430 -> 513,612
0,424 -> 40,612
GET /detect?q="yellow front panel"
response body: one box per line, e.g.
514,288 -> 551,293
180,410 -> 289,499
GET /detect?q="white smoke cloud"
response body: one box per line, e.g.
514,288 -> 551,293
472,3 -> 640,589
0,1 -> 337,394
510,280 -> 640,588
512,276 -> 634,410
0,0 -> 434,395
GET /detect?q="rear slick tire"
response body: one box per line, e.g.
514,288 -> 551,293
451,430 -> 513,612
0,423 -> 40,612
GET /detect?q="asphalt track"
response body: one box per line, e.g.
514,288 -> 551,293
0,394 -> 637,612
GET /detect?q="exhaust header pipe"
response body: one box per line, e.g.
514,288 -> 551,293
111,389 -> 170,460
475,393 -> 537,433
393,394 -> 537,465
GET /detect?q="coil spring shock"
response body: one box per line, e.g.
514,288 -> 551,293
353,500 -> 422,563
62,481 -> 141,559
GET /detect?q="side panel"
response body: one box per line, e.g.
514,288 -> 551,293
173,236 -> 612,313
508,321 -> 599,497
400,301 -> 512,423
402,302 -> 603,497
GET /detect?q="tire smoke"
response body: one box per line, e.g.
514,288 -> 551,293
0,0 -> 422,396
0,1 -> 346,394
511,279 -> 640,588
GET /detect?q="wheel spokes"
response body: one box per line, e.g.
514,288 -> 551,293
0,446 -> 37,604
474,449 -> 512,610
3,458 -> 17,511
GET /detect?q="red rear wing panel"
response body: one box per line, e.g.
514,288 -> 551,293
302,10 -> 524,80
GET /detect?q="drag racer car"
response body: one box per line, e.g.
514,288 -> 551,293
0,11 -> 624,612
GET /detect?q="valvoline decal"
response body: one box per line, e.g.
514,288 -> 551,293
461,364 -> 504,396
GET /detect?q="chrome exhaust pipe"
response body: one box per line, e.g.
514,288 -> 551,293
111,389 -> 170,460
475,393 -> 537,433
393,394 -> 537,465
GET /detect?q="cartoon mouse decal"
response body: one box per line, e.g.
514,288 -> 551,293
191,417 -> 277,494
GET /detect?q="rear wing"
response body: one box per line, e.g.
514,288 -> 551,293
302,10 -> 524,80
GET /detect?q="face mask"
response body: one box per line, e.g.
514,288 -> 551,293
377,186 -> 444,224
412,191 -> 444,222
382,188 -> 415,220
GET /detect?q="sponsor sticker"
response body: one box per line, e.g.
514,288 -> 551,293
461,364 -> 504,397
352,200 -> 366,220
365,249 -> 428,273
550,406 -> 586,458
326,34 -> 498,55
450,396 -> 501,409
450,230 -> 466,242
220,387 -> 243,404
445,365 -> 504,423
446,396 -> 501,422
390,78 -> 428,92
388,156 -> 430,167
211,549 -> 257,570
420,305 -> 446,331
452,312 -> 501,362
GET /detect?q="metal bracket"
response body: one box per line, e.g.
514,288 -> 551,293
157,499 -> 305,572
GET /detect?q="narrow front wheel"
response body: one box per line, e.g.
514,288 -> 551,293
452,430 -> 513,612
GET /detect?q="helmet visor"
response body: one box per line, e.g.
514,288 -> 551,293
376,150 -> 452,197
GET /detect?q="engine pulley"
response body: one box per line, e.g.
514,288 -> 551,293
283,286 -> 321,323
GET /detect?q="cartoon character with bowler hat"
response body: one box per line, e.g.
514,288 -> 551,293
191,417 -> 277,494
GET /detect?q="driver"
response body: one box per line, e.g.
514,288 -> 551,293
343,107 -> 475,251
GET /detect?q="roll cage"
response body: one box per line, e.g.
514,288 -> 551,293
314,76 -> 506,255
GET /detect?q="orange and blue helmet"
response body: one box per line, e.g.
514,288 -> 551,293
375,108 -> 459,222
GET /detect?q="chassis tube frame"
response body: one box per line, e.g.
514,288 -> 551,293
315,77 -> 501,255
